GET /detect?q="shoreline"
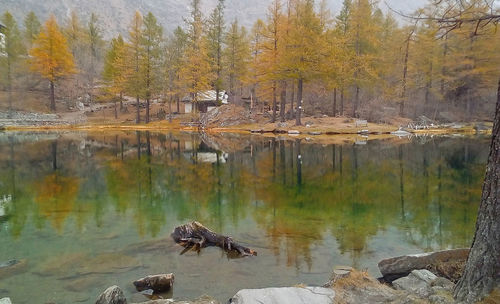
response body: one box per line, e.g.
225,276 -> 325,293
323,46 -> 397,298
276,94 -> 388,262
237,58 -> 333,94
1,121 -> 492,135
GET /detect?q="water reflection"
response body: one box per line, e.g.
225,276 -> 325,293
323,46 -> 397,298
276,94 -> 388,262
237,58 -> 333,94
0,131 -> 488,303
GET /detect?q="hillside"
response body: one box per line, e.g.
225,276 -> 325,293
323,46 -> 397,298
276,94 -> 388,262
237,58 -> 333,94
1,0 -> 428,38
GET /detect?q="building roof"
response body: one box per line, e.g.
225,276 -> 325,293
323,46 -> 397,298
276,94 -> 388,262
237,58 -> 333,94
182,90 -> 229,104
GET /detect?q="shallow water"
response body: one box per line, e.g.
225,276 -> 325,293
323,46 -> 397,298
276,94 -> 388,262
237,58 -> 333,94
0,131 -> 489,303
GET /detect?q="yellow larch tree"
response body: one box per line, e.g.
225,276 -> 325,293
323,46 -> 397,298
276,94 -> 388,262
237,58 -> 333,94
29,15 -> 76,112
178,0 -> 213,112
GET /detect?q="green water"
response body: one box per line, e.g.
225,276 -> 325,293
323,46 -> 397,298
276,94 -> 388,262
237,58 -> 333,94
0,131 -> 489,303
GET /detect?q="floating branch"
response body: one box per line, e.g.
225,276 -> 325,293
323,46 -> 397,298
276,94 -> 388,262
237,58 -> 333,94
171,221 -> 257,257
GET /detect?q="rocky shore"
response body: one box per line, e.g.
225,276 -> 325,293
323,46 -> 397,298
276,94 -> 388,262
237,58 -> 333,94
76,249 -> 467,304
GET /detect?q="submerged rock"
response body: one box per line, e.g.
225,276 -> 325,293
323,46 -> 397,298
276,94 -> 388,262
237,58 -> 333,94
230,287 -> 335,304
0,259 -> 28,280
64,274 -> 102,292
378,248 -> 469,282
96,285 -> 127,304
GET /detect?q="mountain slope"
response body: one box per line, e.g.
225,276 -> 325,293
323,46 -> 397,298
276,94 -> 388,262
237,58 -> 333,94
1,0 -> 428,38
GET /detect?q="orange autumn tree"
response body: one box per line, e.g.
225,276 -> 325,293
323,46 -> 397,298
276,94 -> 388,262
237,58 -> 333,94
29,15 -> 76,112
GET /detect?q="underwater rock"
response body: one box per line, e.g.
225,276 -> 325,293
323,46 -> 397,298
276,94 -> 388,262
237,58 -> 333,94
78,253 -> 142,275
0,259 -> 28,280
36,253 -> 87,277
64,274 -> 102,292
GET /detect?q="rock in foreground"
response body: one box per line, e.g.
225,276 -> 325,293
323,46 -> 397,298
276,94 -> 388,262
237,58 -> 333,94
96,285 -> 127,304
133,274 -> 174,292
229,287 -> 335,304
392,269 -> 437,298
133,296 -> 219,304
378,248 -> 469,282
0,298 -> 12,304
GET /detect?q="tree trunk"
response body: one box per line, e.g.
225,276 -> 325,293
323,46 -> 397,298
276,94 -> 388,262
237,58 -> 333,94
340,88 -> 344,116
425,62 -> 433,108
114,99 -> 118,119
290,79 -> 295,119
353,85 -> 359,118
168,97 -> 173,123
454,76 -> 500,303
280,81 -> 287,123
136,96 -> 140,124
146,98 -> 150,124
401,34 -> 411,117
333,88 -> 337,117
171,221 -> 257,256
50,81 -> 56,112
120,91 -> 123,111
296,78 -> 303,126
272,81 -> 277,123
7,58 -> 12,117
176,94 -> 180,113
441,34 -> 448,103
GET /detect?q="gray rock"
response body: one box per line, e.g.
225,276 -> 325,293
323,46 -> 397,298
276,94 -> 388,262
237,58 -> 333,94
392,270 -> 437,298
133,296 -> 219,304
335,284 -> 404,303
230,287 -> 335,304
431,277 -> 455,292
378,248 -> 469,281
429,293 -> 454,304
0,298 -> 12,304
276,122 -> 287,128
96,285 -> 127,304
288,130 -> 300,135
412,269 -> 438,283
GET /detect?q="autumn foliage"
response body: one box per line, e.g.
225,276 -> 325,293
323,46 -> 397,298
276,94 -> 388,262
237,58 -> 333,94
29,15 -> 76,111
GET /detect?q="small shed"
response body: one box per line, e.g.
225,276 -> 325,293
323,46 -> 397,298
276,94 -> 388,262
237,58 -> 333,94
181,90 -> 229,113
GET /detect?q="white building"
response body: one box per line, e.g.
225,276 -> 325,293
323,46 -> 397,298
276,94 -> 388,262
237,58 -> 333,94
181,90 -> 229,113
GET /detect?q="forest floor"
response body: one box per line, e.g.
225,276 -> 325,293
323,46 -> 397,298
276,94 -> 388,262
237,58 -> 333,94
0,92 -> 492,139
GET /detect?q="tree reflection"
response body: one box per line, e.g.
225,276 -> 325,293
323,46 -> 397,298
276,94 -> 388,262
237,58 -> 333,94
0,133 -> 489,269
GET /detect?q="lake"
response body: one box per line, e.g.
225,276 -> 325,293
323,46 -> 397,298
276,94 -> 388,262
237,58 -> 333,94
0,131 -> 489,303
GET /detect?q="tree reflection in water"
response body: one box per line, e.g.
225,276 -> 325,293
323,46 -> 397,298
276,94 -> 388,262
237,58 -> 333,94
0,132 -> 487,267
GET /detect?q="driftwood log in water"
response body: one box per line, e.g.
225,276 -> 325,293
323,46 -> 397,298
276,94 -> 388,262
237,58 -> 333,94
171,221 -> 257,256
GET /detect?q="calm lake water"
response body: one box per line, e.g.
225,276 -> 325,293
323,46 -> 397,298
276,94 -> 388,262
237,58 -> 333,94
0,131 -> 489,304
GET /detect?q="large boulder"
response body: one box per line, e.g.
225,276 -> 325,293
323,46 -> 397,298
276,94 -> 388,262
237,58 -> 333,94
96,285 -> 127,304
392,269 -> 437,298
378,248 -> 469,282
230,287 -> 335,304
